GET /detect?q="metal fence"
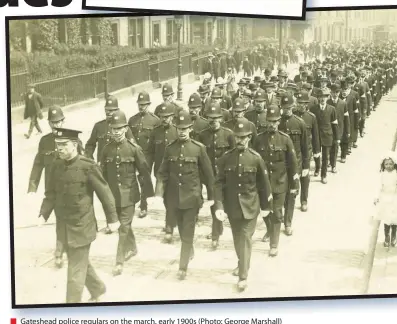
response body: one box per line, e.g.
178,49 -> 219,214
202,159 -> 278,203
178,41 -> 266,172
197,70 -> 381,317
10,52 -> 211,110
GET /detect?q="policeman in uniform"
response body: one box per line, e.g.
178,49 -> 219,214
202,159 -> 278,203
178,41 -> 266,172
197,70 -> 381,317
128,91 -> 160,218
202,87 -> 232,122
294,91 -> 320,212
147,103 -> 179,239
245,89 -> 267,131
214,118 -> 272,291
310,88 -> 339,184
102,110 -> 154,276
154,83 -> 184,120
278,93 -> 309,234
28,105 -> 84,268
39,127 -> 119,303
253,105 -> 299,255
224,98 -> 257,146
150,111 -> 215,280
85,95 -> 135,234
188,93 -> 209,140
198,102 -> 235,250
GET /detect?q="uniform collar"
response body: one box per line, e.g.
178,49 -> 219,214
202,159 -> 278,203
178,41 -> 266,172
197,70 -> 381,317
65,154 -> 79,166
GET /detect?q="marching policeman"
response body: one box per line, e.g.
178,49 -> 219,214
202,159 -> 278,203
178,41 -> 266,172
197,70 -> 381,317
28,105 -> 84,268
245,89 -> 268,131
154,83 -> 184,120
85,95 -> 134,163
202,87 -> 232,122
198,102 -> 235,250
101,110 -> 154,276
85,95 -> 135,234
224,98 -> 257,146
310,88 -> 338,184
128,91 -> 160,218
39,127 -> 119,303
294,91 -> 321,212
327,84 -> 350,173
253,105 -> 299,255
279,93 -> 309,233
188,93 -> 209,140
150,111 -> 215,280
214,117 -> 272,291
147,102 -> 178,240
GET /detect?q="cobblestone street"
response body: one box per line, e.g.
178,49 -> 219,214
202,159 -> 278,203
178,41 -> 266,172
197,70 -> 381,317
12,76 -> 397,305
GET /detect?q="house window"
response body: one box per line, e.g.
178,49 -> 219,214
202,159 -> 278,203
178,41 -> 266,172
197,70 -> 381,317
166,19 -> 183,46
128,18 -> 144,48
111,22 -> 118,45
152,21 -> 161,45
217,19 -> 226,39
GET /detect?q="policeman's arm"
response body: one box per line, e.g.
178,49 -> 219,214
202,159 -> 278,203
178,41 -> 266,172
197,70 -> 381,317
228,133 -> 236,149
286,138 -> 299,190
39,162 -> 57,221
154,147 -> 170,197
330,106 -> 339,141
198,145 -> 215,201
125,127 -> 137,143
134,146 -> 155,198
213,155 -> 226,211
256,157 -> 273,211
343,102 -> 350,138
249,124 -> 257,147
311,115 -> 321,155
146,131 -> 155,172
88,164 -> 118,224
84,124 -> 98,159
300,121 -> 310,170
28,139 -> 45,193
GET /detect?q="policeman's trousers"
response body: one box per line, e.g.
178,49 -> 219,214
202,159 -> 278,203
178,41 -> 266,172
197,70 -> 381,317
300,174 -> 310,205
116,205 -> 137,265
284,190 -> 297,227
228,216 -> 258,280
138,175 -> 148,212
65,243 -> 105,303
210,205 -> 224,241
264,192 -> 286,249
55,240 -> 64,258
172,207 -> 198,271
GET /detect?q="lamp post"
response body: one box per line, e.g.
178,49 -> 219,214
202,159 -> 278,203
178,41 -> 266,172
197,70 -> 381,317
278,19 -> 283,70
175,15 -> 183,101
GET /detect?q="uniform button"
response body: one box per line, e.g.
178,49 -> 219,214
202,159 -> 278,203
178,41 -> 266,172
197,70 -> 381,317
238,184 -> 241,186
117,165 -> 120,168
179,183 -> 182,186
179,173 -> 182,176
55,149 -> 57,151
239,164 -> 242,166
270,153 -> 272,156
117,174 -> 120,177
117,147 -> 119,150
238,193 -> 241,196
181,145 -> 184,148
180,164 -> 182,167
165,131 -> 168,134
118,183 -> 121,186
180,154 -> 183,157
117,156 -> 119,158
239,154 -> 242,156
239,174 -> 241,177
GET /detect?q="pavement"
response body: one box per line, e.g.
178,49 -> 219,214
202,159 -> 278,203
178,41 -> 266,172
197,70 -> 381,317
20,62 -> 397,305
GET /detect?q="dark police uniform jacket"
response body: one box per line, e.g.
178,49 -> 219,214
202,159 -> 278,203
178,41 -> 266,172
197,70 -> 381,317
253,130 -> 299,194
128,111 -> 160,155
100,139 -> 154,208
155,138 -> 215,210
28,132 -> 84,193
39,155 -> 118,248
214,147 -> 272,219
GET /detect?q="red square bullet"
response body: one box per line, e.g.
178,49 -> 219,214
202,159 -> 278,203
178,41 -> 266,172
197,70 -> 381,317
11,318 -> 17,324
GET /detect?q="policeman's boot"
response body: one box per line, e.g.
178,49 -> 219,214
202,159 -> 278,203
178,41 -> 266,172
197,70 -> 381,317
301,202 -> 308,212
237,279 -> 247,292
232,266 -> 239,277
269,223 -> 281,257
112,263 -> 123,276
391,226 -> 397,247
177,270 -> 187,280
104,225 -> 112,235
211,239 -> 219,250
138,210 -> 147,218
262,216 -> 272,242
384,224 -> 391,248
54,257 -> 63,269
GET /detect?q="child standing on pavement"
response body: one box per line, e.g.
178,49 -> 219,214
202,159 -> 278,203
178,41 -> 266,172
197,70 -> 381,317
374,152 -> 397,248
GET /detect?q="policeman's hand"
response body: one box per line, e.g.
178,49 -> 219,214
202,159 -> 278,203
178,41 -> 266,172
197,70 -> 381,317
147,196 -> 163,207
215,210 -> 227,222
202,200 -> 215,209
261,210 -> 271,218
108,221 -> 121,232
302,169 -> 309,177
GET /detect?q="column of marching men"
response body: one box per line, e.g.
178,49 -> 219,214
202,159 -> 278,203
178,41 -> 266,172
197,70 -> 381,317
29,41 -> 397,303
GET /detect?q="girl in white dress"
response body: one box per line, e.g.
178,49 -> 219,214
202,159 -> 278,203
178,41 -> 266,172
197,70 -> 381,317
374,152 -> 397,247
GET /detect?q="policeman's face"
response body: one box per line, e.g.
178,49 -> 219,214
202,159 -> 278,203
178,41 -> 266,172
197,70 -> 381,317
254,100 -> 265,111
111,126 -> 127,142
266,120 -> 279,133
49,119 -> 64,131
331,91 -> 340,100
160,115 -> 173,126
162,94 -> 173,102
234,135 -> 251,149
282,105 -> 293,116
189,107 -> 201,117
297,102 -> 308,113
232,110 -> 245,118
105,108 -> 116,121
138,103 -> 149,113
55,140 -> 77,160
177,126 -> 192,141
212,97 -> 222,104
208,116 -> 222,130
